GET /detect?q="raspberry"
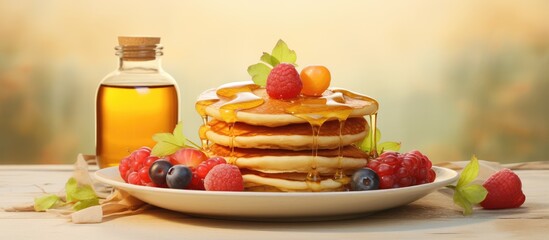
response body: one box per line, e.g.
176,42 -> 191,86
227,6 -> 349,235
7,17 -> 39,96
188,156 -> 226,190
204,164 -> 244,191
138,167 -> 152,185
266,63 -> 302,99
196,156 -> 227,179
118,147 -> 161,187
188,169 -> 205,190
118,157 -> 131,182
367,150 -> 435,189
144,156 -> 159,168
127,172 -> 141,185
480,168 -> 525,209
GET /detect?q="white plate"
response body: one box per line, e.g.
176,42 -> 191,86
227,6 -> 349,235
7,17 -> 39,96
94,166 -> 458,221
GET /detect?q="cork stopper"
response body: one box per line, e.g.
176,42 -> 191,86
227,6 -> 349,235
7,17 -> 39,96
117,36 -> 161,61
118,36 -> 161,46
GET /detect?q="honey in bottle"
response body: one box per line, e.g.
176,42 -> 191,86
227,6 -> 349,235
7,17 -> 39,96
96,36 -> 179,168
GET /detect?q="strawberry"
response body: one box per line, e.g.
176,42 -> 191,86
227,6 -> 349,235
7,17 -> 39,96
480,168 -> 525,209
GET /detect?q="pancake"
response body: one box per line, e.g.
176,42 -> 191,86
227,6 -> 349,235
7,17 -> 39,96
209,144 -> 368,174
242,174 -> 350,192
206,117 -> 368,150
201,87 -> 378,127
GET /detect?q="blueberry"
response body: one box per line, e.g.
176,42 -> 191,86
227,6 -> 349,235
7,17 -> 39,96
351,168 -> 380,191
166,165 -> 192,189
149,159 -> 173,186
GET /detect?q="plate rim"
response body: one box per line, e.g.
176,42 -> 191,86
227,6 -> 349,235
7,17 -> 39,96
94,166 -> 458,197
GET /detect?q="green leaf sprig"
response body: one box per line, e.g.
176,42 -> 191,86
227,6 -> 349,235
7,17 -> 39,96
359,128 -> 401,155
247,39 -> 297,86
447,155 -> 488,215
65,178 -> 100,211
151,122 -> 199,157
34,177 -> 99,212
34,194 -> 62,211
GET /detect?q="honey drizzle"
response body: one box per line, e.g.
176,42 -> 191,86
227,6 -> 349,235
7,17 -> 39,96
369,113 -> 379,159
308,124 -> 322,182
325,93 -> 352,181
286,108 -> 329,184
195,89 -> 219,153
227,122 -> 236,163
333,119 -> 345,180
286,92 -> 354,189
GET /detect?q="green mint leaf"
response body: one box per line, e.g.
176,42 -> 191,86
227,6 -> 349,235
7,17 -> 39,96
359,128 -> 381,153
152,133 -> 180,146
65,177 -> 98,208
153,122 -> 185,146
151,141 -> 181,157
35,178 -> 100,212
65,177 -> 78,202
450,155 -> 488,216
377,141 -> 401,154
151,132 -> 183,157
63,177 -> 100,211
151,122 -> 192,157
457,155 -> 480,188
460,184 -> 488,204
453,190 -> 474,216
151,122 -> 200,156
247,62 -> 271,87
247,39 -> 297,86
260,52 -> 279,67
69,184 -> 97,201
172,122 -> 186,145
271,39 -> 297,65
34,194 -> 61,212
73,198 -> 100,211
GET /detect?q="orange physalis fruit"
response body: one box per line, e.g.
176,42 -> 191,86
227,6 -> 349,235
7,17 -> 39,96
300,65 -> 331,96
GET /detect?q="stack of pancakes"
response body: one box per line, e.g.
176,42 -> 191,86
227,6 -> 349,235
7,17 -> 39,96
197,82 -> 378,192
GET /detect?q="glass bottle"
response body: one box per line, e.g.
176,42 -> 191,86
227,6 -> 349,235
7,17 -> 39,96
96,36 -> 179,168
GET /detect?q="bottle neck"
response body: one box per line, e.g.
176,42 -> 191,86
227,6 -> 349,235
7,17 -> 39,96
115,44 -> 164,72
118,57 -> 163,72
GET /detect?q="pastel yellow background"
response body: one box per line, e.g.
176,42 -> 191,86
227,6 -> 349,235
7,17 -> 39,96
1,0 -> 548,164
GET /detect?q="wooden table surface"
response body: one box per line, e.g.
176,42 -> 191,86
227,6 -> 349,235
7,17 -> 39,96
1,164 -> 548,239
